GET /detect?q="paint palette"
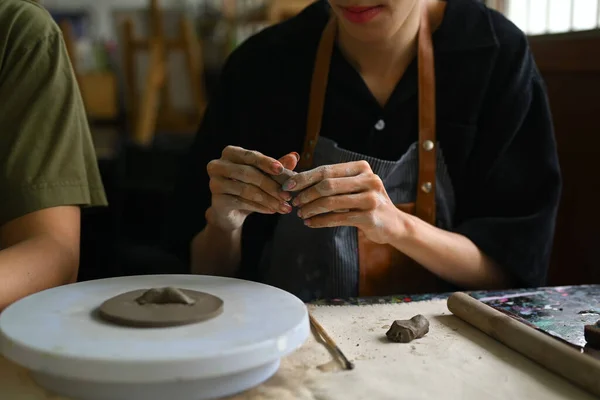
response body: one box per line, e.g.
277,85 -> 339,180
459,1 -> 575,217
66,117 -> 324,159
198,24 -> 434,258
0,275 -> 310,400
477,286 -> 600,348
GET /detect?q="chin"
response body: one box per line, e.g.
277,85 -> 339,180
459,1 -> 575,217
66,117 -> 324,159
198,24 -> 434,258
339,19 -> 394,43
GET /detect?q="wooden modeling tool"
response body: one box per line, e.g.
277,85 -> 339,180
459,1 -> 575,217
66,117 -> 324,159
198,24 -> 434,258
309,314 -> 355,370
447,292 -> 600,398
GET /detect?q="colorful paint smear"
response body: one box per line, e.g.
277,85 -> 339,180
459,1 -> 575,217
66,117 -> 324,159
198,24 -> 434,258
473,286 -> 600,347
311,285 -> 600,348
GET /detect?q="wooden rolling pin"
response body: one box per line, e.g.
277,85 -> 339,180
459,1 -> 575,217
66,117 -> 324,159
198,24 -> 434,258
447,292 -> 600,397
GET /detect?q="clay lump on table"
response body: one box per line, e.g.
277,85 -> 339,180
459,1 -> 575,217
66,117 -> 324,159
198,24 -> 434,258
386,314 -> 430,343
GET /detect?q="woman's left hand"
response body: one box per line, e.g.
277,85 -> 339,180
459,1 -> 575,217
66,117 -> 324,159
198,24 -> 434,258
282,161 -> 408,244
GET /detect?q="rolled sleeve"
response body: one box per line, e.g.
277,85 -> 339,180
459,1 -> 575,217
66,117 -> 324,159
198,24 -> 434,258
0,13 -> 107,227
454,46 -> 561,287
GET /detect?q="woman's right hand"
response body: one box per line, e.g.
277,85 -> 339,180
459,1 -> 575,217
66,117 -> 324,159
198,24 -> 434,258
205,146 -> 298,231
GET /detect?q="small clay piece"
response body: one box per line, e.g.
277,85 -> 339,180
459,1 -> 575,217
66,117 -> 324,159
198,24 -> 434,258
98,288 -> 224,328
270,167 -> 297,186
386,314 -> 430,343
135,287 -> 196,305
584,320 -> 600,349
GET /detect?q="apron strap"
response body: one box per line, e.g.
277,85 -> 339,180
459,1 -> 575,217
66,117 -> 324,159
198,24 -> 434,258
299,17 -> 337,170
415,1 -> 437,225
301,1 -> 437,225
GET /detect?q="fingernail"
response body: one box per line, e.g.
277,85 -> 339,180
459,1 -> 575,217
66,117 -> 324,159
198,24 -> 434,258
280,202 -> 292,213
297,209 -> 302,218
279,191 -> 291,201
292,152 -> 300,161
304,219 -> 312,226
272,162 -> 283,174
282,180 -> 297,191
292,197 -> 300,206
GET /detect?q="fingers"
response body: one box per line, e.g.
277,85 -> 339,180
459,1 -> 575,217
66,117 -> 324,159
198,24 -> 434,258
270,168 -> 297,186
282,160 -> 371,192
213,194 -> 278,215
222,145 -> 284,175
208,160 -> 290,201
210,177 -> 292,213
278,152 -> 300,171
297,192 -> 385,219
292,174 -> 382,207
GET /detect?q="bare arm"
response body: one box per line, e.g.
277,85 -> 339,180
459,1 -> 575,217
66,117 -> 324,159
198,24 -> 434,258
189,150 -> 299,276
0,206 -> 80,311
191,224 -> 242,277
391,213 -> 511,290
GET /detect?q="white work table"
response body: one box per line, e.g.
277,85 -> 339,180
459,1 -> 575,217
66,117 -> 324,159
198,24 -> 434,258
1,300 -> 595,400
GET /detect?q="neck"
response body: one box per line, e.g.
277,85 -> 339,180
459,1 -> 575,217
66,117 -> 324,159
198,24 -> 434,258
337,0 -> 421,77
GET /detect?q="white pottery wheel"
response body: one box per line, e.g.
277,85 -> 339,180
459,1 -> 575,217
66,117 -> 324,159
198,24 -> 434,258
0,275 -> 310,400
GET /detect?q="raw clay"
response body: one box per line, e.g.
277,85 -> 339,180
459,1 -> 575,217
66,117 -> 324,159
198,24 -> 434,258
135,287 -> 196,305
271,168 -> 297,186
98,288 -> 223,328
385,314 -> 430,343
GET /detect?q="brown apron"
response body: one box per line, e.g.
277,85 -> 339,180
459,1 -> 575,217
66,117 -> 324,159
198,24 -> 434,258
297,3 -> 445,297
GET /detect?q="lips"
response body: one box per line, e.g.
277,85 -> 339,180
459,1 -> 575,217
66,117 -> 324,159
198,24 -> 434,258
339,5 -> 384,24
343,5 -> 382,13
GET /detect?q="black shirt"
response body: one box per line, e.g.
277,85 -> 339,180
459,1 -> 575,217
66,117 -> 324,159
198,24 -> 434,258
165,0 -> 561,289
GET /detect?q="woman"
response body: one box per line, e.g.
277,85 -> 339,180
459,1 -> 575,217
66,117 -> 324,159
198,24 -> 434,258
0,0 -> 107,310
166,0 -> 561,301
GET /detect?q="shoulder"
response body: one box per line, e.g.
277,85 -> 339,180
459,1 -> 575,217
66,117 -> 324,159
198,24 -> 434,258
0,0 -> 61,57
438,0 -> 530,56
475,0 -> 535,75
220,0 -> 328,86
486,5 -> 532,67
437,0 -> 540,104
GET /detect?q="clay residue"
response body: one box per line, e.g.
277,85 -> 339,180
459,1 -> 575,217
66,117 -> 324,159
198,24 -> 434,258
317,360 -> 341,373
385,314 -> 430,343
135,287 -> 196,306
271,168 -> 297,185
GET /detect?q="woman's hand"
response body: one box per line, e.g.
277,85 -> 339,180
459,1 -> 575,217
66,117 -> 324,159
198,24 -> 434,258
283,160 -> 409,244
205,146 -> 299,231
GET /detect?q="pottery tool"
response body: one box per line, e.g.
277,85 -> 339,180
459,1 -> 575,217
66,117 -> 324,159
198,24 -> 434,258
0,275 -> 310,400
447,292 -> 600,398
309,313 -> 355,370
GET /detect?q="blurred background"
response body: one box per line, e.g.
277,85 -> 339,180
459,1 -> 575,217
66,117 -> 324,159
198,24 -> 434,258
40,0 -> 599,287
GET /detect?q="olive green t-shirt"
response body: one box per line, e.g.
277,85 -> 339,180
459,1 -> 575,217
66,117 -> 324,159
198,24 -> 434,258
0,0 -> 108,226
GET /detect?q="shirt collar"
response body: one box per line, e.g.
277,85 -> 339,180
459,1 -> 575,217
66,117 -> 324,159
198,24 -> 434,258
432,0 -> 499,53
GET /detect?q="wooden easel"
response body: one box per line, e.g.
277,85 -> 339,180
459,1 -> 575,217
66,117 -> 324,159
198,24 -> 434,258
59,20 -> 119,121
122,0 -> 206,146
268,0 -> 313,23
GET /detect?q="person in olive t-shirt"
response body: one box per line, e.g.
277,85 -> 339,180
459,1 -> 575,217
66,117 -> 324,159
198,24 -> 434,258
0,0 -> 107,310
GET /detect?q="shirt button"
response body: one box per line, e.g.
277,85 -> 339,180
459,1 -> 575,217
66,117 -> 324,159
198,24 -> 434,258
421,182 -> 432,193
374,119 -> 385,131
423,140 -> 434,151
